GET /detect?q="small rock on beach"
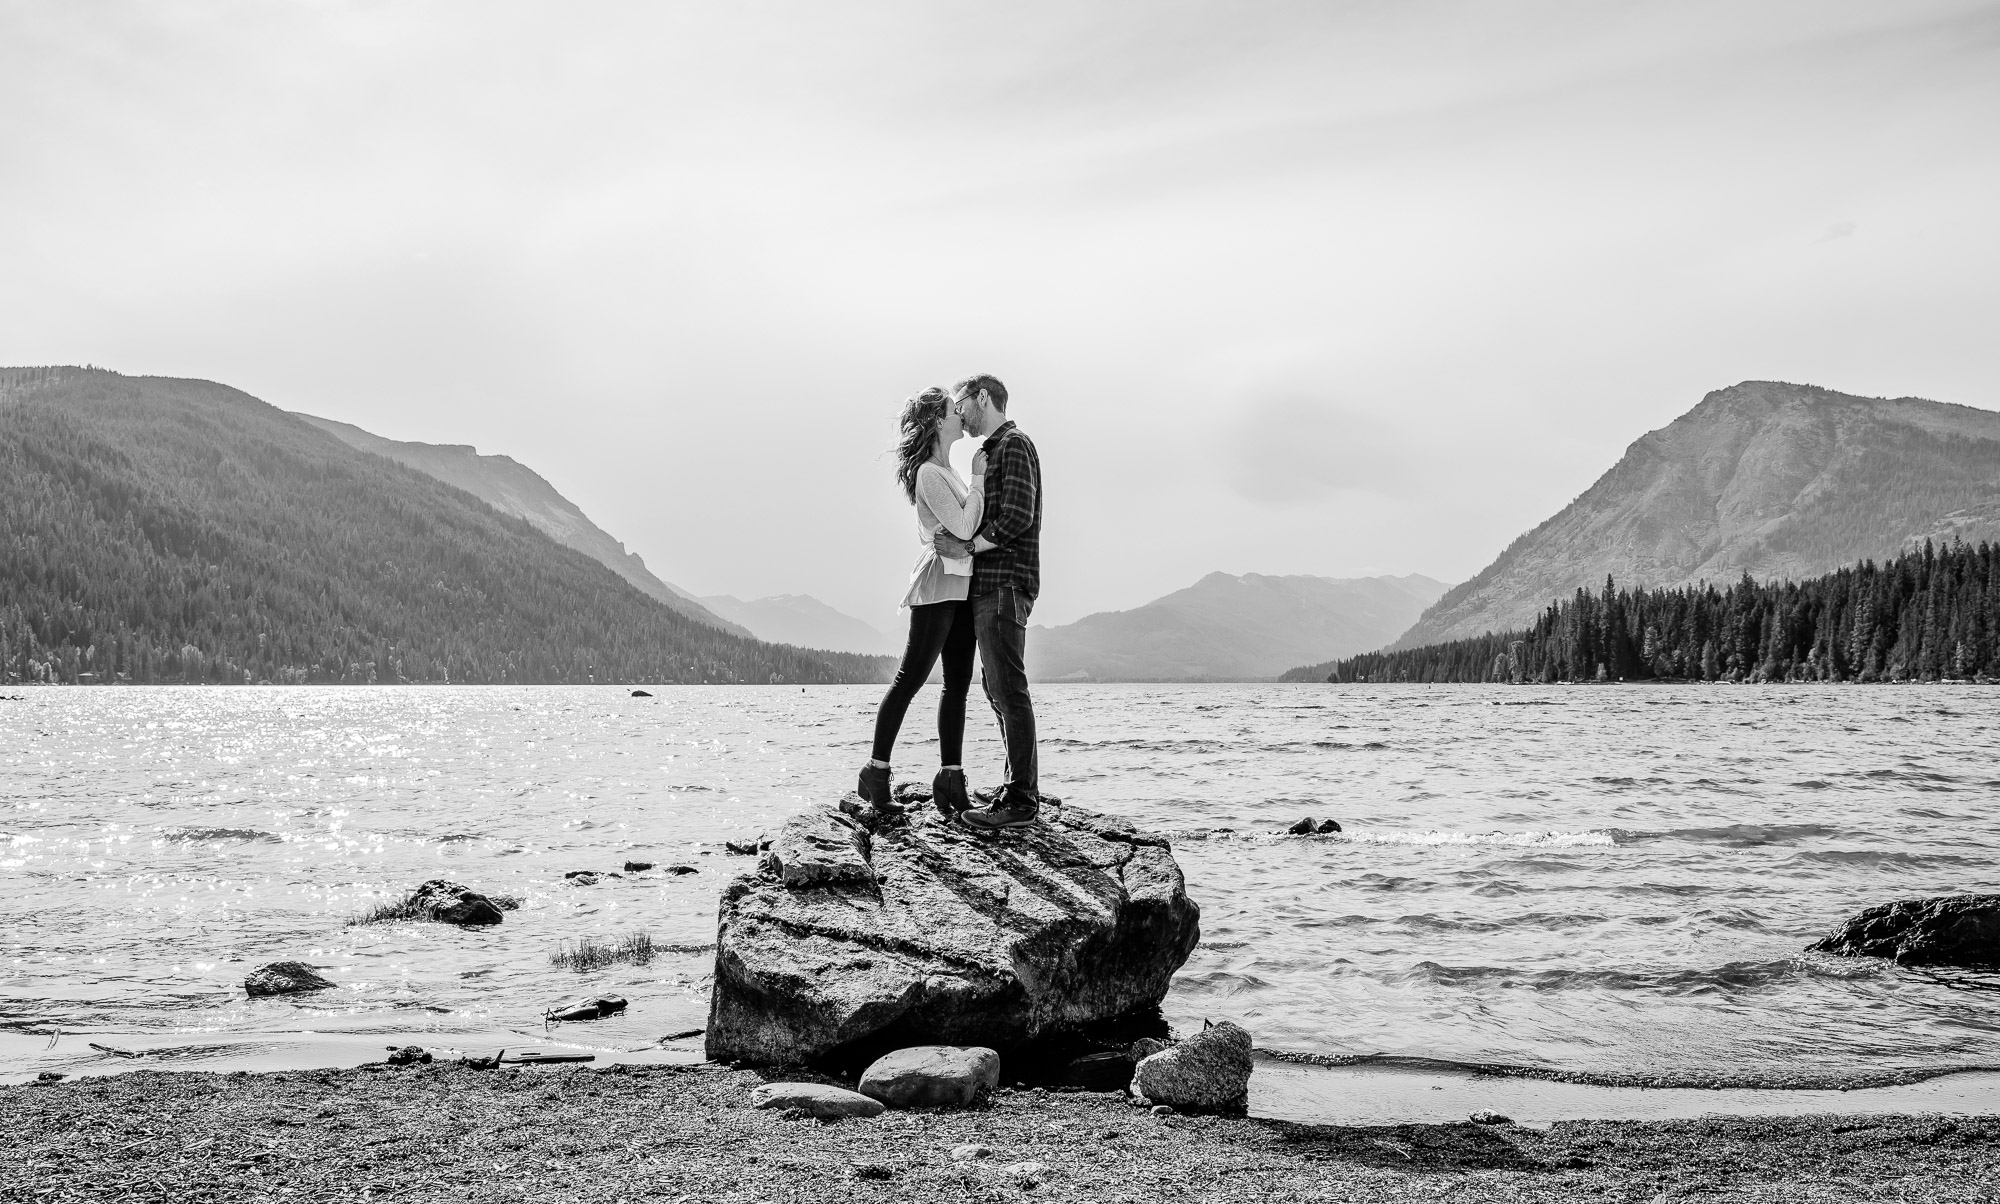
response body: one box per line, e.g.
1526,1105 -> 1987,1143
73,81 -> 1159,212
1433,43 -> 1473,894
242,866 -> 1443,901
243,961 -> 336,997
748,1082 -> 885,1119
858,1045 -> 1001,1108
1056,1050 -> 1136,1092
1132,1021 -> 1253,1112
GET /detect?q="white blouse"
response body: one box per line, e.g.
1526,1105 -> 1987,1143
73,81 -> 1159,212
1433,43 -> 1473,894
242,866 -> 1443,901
902,461 -> 985,609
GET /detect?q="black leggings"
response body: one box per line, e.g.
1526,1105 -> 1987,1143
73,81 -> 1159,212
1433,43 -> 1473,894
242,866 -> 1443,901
870,599 -> 976,765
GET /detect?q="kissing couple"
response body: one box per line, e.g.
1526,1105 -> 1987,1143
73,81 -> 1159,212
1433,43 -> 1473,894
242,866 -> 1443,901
856,374 -> 1043,832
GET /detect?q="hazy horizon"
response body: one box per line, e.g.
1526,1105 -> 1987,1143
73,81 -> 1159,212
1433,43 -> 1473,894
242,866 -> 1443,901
4,1 -> 1997,627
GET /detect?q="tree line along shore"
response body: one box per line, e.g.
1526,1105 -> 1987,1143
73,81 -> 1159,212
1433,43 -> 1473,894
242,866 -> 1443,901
1301,540 -> 2000,685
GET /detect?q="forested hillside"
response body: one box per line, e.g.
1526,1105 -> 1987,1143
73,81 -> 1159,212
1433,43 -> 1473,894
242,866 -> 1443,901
295,413 -> 751,636
1395,381 -> 2000,647
1304,541 -> 2000,684
0,368 -> 890,685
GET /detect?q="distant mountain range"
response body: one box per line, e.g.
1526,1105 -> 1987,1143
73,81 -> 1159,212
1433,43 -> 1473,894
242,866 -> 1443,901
698,593 -> 899,656
1030,572 -> 1449,681
296,414 -> 749,637
1394,381 -> 2000,649
0,368 -> 888,685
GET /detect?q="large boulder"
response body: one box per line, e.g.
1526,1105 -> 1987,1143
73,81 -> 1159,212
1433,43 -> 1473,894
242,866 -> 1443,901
1810,894 -> 2000,967
1132,1020 -> 1253,1112
705,797 -> 1200,1070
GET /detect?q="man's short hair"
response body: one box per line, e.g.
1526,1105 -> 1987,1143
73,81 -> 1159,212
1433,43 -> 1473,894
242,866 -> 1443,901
955,374 -> 1008,411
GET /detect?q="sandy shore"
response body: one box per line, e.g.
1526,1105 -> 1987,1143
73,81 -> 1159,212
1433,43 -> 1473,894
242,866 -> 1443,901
6,1062 -> 2000,1203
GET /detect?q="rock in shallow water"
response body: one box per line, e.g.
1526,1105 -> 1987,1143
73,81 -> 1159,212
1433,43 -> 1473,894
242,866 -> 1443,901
706,799 -> 1200,1069
406,879 -> 506,925
1132,1021 -> 1252,1112
748,1082 -> 885,1118
858,1045 -> 1001,1108
243,961 -> 336,997
547,994 -> 628,1022
1810,894 -> 2000,967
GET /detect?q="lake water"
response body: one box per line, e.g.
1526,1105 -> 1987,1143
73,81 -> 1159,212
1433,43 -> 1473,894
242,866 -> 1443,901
4,684 -> 1999,1090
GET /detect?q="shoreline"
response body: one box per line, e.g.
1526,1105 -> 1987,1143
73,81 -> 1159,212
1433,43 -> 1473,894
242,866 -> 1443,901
7,1061 -> 2000,1203
12,1027 -> 2000,1130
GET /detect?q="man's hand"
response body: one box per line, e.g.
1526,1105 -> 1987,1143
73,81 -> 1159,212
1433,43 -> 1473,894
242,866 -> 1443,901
934,532 -> 975,559
972,449 -> 988,476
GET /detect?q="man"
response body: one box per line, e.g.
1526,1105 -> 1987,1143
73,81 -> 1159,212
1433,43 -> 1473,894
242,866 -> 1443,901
934,373 -> 1042,831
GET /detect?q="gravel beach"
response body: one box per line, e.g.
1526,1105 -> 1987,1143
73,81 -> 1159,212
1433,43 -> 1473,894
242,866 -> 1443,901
5,1062 -> 1999,1203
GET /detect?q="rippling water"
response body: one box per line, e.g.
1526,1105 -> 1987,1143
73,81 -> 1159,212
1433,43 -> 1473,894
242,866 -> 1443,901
4,684 -> 1998,1084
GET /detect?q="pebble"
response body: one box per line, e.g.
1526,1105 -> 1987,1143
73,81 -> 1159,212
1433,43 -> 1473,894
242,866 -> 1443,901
1469,1109 -> 1513,1125
623,860 -> 656,872
1151,1105 -> 1175,1116
951,1143 -> 993,1161
851,1162 -> 895,1180
997,1161 -> 1046,1188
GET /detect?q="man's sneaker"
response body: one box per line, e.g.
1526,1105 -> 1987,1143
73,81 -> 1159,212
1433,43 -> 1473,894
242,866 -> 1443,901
932,768 -> 970,818
959,787 -> 1041,832
856,764 -> 892,808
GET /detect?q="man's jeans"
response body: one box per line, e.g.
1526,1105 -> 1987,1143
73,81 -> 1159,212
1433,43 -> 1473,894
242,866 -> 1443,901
972,587 -> 1037,800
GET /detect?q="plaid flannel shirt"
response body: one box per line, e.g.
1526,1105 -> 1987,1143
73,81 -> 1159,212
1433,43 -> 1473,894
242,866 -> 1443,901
970,420 -> 1042,601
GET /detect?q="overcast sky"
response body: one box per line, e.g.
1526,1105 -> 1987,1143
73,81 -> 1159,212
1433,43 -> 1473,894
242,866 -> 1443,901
4,1 -> 1997,627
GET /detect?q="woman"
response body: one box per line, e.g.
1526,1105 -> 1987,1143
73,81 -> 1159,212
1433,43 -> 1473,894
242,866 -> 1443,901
857,386 -> 986,816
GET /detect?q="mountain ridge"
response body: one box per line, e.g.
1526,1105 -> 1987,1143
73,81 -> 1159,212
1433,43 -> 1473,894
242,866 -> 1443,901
0,368 -> 888,684
698,593 -> 898,657
1395,381 -> 2000,648
294,413 -> 748,636
1030,571 -> 1449,681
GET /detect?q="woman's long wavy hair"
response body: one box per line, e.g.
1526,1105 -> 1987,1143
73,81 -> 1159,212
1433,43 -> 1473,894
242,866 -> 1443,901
894,386 -> 951,503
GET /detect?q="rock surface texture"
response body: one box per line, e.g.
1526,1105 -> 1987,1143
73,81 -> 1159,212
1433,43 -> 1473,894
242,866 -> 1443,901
747,1082 -> 885,1119
1810,894 -> 2000,967
1133,1021 -> 1253,1113
243,961 -> 335,997
706,796 -> 1201,1069
858,1045 -> 1002,1108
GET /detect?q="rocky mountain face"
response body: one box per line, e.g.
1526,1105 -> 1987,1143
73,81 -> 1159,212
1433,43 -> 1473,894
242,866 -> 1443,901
698,593 -> 898,657
296,414 -> 748,637
1029,572 -> 1450,682
1395,381 -> 2000,648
